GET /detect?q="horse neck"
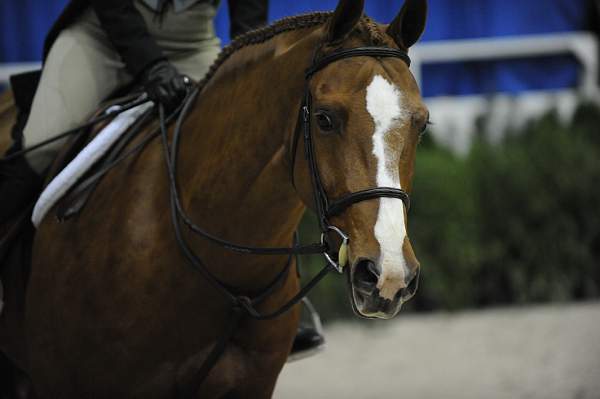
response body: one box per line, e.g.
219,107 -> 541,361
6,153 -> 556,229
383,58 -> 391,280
174,28 -> 321,289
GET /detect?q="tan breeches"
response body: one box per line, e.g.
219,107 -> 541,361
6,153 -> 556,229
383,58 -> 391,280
23,1 -> 221,172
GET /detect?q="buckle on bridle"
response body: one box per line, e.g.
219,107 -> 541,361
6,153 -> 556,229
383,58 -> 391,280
320,225 -> 349,274
302,105 -> 310,123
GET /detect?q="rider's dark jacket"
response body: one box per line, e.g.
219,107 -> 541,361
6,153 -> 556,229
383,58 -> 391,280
43,0 -> 269,76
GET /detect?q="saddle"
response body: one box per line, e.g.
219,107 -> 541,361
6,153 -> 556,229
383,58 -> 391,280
2,71 -> 155,231
0,70 -> 156,396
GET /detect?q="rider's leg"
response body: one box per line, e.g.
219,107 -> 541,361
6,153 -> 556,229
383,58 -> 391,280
0,9 -> 132,224
22,11 -> 132,173
288,297 -> 325,361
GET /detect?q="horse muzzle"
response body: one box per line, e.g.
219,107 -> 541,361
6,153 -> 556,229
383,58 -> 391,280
348,258 -> 419,319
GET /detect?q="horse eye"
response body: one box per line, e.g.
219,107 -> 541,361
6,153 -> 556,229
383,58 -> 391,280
315,112 -> 335,132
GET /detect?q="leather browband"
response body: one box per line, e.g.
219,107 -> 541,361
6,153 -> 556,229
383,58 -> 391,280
305,47 -> 411,78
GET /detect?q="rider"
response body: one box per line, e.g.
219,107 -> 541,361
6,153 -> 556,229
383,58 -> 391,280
0,0 -> 323,359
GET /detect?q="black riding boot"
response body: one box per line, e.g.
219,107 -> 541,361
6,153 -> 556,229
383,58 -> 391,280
0,156 -> 43,224
289,326 -> 325,361
288,298 -> 325,362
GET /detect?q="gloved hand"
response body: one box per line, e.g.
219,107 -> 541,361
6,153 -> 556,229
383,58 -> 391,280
141,60 -> 188,112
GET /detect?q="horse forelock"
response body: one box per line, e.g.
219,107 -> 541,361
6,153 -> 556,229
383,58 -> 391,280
356,16 -> 389,47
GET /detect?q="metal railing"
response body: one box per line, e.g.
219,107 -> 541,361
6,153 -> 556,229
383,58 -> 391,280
2,31 -> 598,95
410,31 -> 600,98
404,31 -> 600,153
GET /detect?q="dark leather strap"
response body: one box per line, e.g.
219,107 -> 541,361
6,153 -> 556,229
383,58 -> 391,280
2,96 -> 150,162
288,104 -> 303,190
327,187 -> 410,217
305,47 -> 411,78
176,306 -> 244,399
301,89 -> 330,231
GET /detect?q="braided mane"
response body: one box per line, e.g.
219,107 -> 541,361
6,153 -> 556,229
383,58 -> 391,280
196,12 -> 388,91
196,12 -> 331,90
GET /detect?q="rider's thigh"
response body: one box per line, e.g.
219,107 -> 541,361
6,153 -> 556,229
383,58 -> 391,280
23,9 -> 132,172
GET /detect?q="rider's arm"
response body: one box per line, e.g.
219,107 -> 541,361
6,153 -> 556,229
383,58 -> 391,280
228,0 -> 269,39
90,0 -> 164,76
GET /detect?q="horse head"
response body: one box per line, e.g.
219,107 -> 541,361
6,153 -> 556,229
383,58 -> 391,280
292,0 -> 428,319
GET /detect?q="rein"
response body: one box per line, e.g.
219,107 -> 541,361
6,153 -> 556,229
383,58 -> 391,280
2,95 -> 150,162
159,45 -> 413,395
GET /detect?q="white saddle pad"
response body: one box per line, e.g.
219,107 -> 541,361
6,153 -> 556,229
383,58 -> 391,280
31,101 -> 153,227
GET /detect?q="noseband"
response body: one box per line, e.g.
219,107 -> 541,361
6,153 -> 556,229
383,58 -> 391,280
290,46 -> 412,272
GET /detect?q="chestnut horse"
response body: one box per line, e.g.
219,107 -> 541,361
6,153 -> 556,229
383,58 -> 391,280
2,0 -> 429,397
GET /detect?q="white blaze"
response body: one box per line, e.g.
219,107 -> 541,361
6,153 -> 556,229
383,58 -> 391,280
366,75 -> 410,300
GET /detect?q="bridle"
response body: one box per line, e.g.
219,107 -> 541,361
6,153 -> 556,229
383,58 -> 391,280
290,46 -> 412,272
160,45 -> 414,395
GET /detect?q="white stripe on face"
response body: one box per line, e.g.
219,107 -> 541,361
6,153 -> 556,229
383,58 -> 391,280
366,75 -> 410,301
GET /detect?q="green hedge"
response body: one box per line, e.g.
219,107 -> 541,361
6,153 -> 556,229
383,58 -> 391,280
299,102 -> 600,321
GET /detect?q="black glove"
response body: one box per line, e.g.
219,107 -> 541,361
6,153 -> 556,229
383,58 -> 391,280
142,60 -> 188,112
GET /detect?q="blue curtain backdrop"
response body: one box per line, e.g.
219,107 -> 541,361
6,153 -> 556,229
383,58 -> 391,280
0,0 -> 592,97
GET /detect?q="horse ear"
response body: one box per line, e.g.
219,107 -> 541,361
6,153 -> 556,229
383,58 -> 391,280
387,0 -> 428,49
327,0 -> 365,43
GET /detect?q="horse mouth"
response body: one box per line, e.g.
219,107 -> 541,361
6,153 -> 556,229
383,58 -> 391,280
346,261 -> 419,320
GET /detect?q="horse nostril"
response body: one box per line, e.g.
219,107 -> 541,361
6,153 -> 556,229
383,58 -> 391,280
366,261 -> 380,281
400,268 -> 420,300
353,259 -> 380,295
